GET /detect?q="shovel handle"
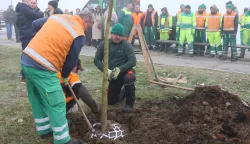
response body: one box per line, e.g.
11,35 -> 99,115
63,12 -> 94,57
67,84 -> 93,130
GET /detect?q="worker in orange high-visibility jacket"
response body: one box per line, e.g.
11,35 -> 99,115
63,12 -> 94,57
194,4 -> 207,56
221,4 -> 239,62
131,5 -> 144,44
57,59 -> 99,114
21,9 -> 93,144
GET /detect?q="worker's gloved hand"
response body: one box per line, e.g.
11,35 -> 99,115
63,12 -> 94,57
62,77 -> 69,85
111,67 -> 120,80
108,69 -> 112,80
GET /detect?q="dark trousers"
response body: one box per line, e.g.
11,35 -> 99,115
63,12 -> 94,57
13,23 -> 20,42
108,72 -> 135,107
66,85 -> 97,113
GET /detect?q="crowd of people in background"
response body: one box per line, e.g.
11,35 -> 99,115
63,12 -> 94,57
2,0 -> 250,62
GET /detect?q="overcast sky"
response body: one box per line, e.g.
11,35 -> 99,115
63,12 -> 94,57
1,0 -> 248,15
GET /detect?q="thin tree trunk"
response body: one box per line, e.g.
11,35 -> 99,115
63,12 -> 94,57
101,0 -> 114,131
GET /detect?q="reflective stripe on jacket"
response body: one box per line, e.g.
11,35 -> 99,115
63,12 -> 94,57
24,15 -> 84,72
223,12 -> 236,31
206,13 -> 222,32
195,11 -> 207,29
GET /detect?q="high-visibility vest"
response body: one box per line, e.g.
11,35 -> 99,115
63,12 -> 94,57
206,13 -> 222,32
223,12 -> 237,31
195,12 -> 207,29
122,8 -> 132,15
24,15 -> 85,72
143,10 -> 157,26
132,12 -> 144,25
57,72 -> 81,103
241,13 -> 250,30
177,12 -> 196,29
158,14 -> 173,30
177,10 -> 183,19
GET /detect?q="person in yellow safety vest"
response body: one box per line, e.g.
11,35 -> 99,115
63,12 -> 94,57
21,10 -> 93,144
176,5 -> 196,56
194,4 -> 207,56
57,59 -> 99,114
239,8 -> 249,58
118,1 -> 133,41
176,4 -> 185,44
157,7 -> 172,51
206,5 -> 223,57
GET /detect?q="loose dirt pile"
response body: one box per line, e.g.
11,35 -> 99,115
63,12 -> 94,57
68,86 -> 250,144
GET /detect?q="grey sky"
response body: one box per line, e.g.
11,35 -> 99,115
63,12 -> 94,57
1,0 -> 248,15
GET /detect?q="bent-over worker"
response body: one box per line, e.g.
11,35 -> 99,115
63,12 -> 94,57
21,10 -> 93,144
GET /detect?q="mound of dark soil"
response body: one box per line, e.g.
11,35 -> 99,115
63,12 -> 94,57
69,86 -> 250,144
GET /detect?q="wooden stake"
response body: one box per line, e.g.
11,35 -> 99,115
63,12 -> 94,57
101,0 -> 114,132
149,80 -> 195,91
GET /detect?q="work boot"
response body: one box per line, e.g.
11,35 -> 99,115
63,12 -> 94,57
123,105 -> 133,113
65,139 -> 85,144
40,132 -> 53,139
231,58 -> 238,62
21,78 -> 26,83
238,54 -> 244,58
209,54 -> 215,58
176,53 -> 184,56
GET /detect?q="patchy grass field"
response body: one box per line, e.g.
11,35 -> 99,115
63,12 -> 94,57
0,46 -> 250,144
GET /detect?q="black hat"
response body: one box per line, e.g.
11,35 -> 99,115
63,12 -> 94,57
185,5 -> 191,10
148,4 -> 153,8
77,59 -> 84,71
48,1 -> 58,9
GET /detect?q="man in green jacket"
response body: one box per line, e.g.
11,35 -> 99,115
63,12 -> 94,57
177,5 -> 196,56
94,24 -> 137,113
240,8 -> 250,58
118,1 -> 133,40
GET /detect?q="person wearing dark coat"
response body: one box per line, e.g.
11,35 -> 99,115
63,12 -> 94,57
4,5 -> 16,40
15,1 -> 43,82
48,0 -> 63,16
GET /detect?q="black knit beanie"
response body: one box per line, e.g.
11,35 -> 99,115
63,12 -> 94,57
48,1 -> 58,9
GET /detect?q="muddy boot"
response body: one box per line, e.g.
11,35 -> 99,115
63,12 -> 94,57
65,139 -> 85,144
238,53 -> 244,59
123,105 -> 133,113
176,53 -> 184,56
231,58 -> 238,62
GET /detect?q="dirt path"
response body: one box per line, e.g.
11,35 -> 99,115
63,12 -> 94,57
1,27 -> 250,74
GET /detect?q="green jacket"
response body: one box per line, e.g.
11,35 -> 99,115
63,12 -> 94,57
241,11 -> 250,30
118,8 -> 133,27
94,39 -> 136,72
177,12 -> 196,29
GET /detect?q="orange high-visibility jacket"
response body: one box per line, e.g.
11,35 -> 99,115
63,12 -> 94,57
195,12 -> 207,29
223,12 -> 237,31
132,11 -> 144,35
24,15 -> 85,72
206,13 -> 222,32
57,72 -> 81,103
